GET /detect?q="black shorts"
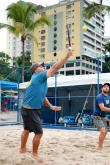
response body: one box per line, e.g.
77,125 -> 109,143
21,107 -> 43,134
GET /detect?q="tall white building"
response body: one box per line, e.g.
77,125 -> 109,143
7,19 -> 33,66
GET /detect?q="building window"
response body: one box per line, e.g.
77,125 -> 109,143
41,36 -> 45,40
96,34 -> 101,39
66,5 -> 71,9
54,14 -> 57,19
54,34 -> 57,38
54,27 -> 57,31
54,52 -> 57,56
82,56 -> 86,60
66,11 -> 72,17
41,30 -> 46,34
86,64 -> 89,68
82,70 -> 85,75
93,59 -> 96,64
54,21 -> 57,25
82,63 -> 85,67
39,54 -> 45,58
60,71 -> 64,75
66,71 -> 74,76
93,66 -> 95,70
76,62 -> 80,66
54,40 -> 57,44
96,22 -> 100,27
53,46 -> 57,50
41,42 -> 45,46
76,70 -> 80,75
66,63 -> 74,67
41,48 -> 45,52
76,56 -> 80,60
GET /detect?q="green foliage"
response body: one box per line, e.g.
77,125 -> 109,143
14,51 -> 32,67
83,3 -> 105,19
13,52 -> 32,82
0,51 -> 32,82
0,0 -> 51,82
83,1 -> 110,20
103,61 -> 110,73
104,42 -> 110,53
0,52 -> 12,80
0,52 -> 11,64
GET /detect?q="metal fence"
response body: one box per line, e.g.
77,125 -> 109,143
0,65 -> 102,128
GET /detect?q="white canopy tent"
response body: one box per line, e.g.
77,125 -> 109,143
19,73 -> 110,89
18,73 -> 110,122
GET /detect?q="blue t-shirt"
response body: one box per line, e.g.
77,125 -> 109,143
93,93 -> 110,117
23,71 -> 48,109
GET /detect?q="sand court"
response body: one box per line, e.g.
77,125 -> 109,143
0,125 -> 110,165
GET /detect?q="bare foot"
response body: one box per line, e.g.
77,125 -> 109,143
19,147 -> 27,153
32,153 -> 43,163
97,146 -> 103,151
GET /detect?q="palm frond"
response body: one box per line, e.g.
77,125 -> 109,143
33,15 -> 51,28
106,6 -> 110,14
23,3 -> 37,27
14,22 -> 25,36
83,3 -> 105,19
0,23 -> 16,34
6,1 -> 27,23
104,42 -> 110,52
24,3 -> 37,18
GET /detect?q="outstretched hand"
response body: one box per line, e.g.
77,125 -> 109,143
50,105 -> 61,111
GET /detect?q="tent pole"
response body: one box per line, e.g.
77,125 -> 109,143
0,82 -> 1,112
17,67 -> 20,123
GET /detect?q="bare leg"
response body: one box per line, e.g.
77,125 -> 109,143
20,130 -> 29,153
32,133 -> 43,162
98,127 -> 107,150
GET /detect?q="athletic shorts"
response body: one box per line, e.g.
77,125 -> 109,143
21,107 -> 43,134
93,116 -> 108,130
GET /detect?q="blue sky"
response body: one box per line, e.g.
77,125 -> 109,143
0,0 -> 110,53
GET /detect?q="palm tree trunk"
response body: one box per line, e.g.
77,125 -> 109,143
21,36 -> 25,82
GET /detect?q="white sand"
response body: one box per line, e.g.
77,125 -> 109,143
0,125 -> 110,165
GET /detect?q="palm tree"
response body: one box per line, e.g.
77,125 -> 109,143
83,0 -> 110,19
0,1 -> 51,82
104,42 -> 110,55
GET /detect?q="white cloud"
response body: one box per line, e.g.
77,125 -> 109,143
0,0 -> 59,52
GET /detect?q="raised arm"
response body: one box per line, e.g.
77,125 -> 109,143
47,47 -> 72,78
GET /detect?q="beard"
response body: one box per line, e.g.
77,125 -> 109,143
103,90 -> 109,94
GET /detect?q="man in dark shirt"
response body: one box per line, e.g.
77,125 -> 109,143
93,83 -> 110,150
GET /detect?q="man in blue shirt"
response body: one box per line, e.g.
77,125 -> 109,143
20,47 -> 73,162
93,83 -> 110,150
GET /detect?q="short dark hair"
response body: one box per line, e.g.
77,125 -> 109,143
30,62 -> 45,74
102,83 -> 110,88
